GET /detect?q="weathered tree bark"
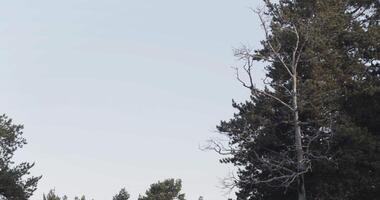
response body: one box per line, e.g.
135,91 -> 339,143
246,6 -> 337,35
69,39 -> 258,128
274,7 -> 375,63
293,72 -> 306,200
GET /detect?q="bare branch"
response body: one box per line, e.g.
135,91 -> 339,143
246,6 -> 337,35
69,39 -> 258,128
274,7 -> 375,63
233,56 -> 294,111
253,8 -> 294,77
201,138 -> 235,156
252,89 -> 294,111
267,79 -> 293,96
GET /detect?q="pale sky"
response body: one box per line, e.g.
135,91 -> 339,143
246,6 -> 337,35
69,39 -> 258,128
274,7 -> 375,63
0,1 -> 264,200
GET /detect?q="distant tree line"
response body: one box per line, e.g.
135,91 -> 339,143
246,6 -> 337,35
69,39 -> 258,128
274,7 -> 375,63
0,114 -> 206,200
42,178 -> 185,200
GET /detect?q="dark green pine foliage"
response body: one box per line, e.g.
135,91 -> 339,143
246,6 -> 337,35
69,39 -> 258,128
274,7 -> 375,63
303,1 -> 380,199
216,0 -> 379,199
138,179 -> 185,200
0,114 -> 41,199
113,188 -> 130,200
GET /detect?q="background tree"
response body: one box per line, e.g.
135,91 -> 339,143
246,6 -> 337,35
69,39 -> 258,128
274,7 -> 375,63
74,196 -> 86,200
138,179 -> 185,200
43,190 -> 61,200
113,188 -> 130,200
43,190 -> 88,200
209,0 -> 379,200
0,114 -> 41,199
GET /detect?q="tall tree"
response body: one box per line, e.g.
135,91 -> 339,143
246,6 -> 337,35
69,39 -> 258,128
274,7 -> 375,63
209,0 -> 379,199
0,114 -> 41,199
138,179 -> 185,200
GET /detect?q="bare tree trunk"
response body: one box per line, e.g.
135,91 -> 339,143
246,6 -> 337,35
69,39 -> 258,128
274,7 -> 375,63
293,73 -> 307,200
226,8 -> 310,198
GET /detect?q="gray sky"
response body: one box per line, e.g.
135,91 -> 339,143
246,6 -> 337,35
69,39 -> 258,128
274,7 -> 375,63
0,1 -> 264,200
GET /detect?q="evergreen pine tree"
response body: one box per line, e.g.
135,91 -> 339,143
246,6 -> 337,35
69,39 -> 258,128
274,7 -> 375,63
211,0 -> 379,199
0,114 -> 41,199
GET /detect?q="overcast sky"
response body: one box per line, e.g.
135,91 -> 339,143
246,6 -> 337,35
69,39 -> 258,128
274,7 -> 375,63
0,1 -> 264,200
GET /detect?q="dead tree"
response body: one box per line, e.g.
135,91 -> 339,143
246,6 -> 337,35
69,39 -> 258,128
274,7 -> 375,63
205,4 -> 333,200
235,9 -> 307,199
